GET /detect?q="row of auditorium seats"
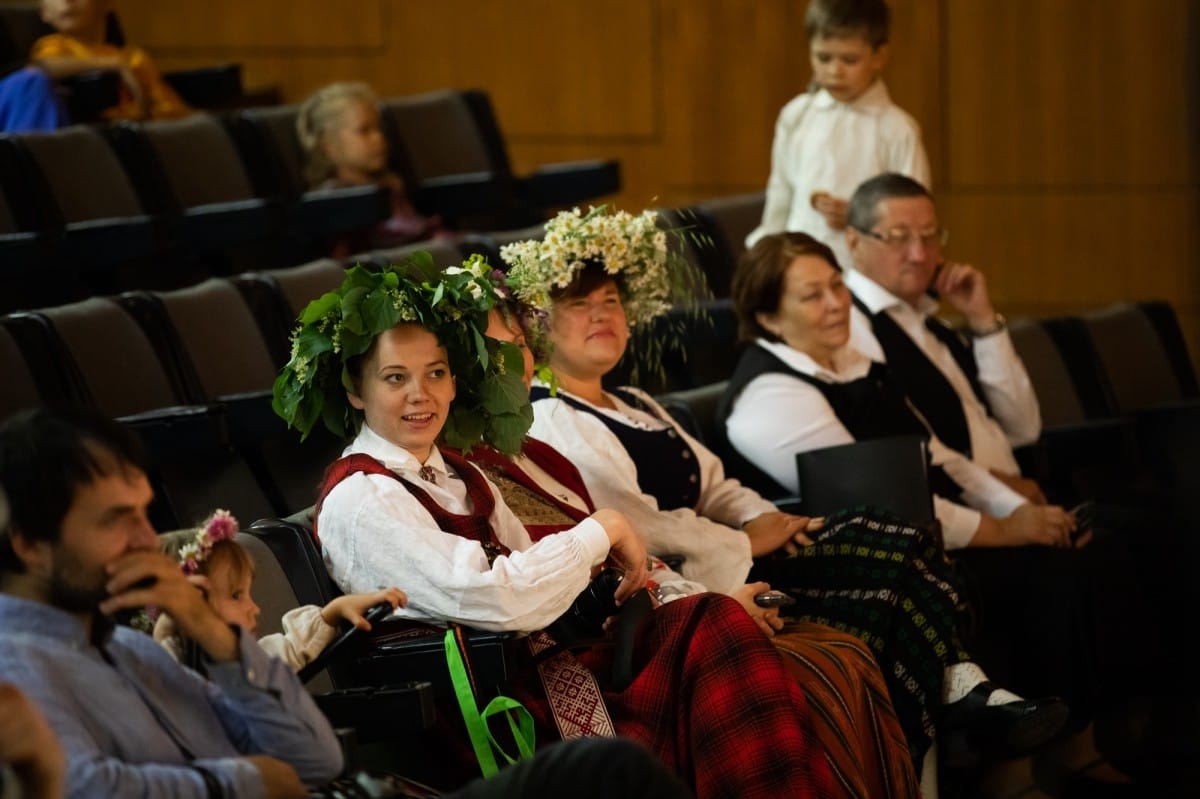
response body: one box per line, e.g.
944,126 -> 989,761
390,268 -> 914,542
0,88 -> 623,314
5,219 -> 1195,529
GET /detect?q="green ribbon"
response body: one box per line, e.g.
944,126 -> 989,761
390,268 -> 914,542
444,629 -> 535,777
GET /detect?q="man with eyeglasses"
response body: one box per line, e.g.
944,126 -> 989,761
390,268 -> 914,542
839,172 -> 1167,794
843,172 -> 1045,504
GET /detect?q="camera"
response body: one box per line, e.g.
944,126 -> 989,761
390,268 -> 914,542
546,567 -> 624,646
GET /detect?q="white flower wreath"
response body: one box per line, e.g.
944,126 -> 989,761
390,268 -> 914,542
499,205 -> 700,328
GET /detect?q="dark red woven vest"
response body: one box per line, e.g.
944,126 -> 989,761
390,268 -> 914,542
313,450 -> 508,558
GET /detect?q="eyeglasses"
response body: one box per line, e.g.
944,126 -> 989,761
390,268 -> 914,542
854,226 -> 949,251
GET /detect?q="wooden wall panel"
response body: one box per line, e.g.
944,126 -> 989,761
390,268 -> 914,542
656,0 -> 943,195
945,0 -> 1199,187
942,189 -> 1199,307
657,0 -> 808,193
120,0 -> 384,49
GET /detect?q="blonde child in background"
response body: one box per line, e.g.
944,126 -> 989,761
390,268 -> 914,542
31,0 -> 191,121
297,81 -> 443,257
746,0 -> 929,271
155,509 -> 406,670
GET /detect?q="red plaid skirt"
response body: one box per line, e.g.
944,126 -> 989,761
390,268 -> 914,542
512,593 -> 835,799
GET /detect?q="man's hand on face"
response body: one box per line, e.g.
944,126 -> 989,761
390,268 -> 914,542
101,551 -> 240,662
930,261 -> 998,330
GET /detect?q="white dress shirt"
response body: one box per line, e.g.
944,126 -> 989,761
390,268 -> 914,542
318,424 -> 610,633
746,80 -> 931,271
529,385 -> 773,596
724,340 -> 1026,550
845,269 -> 1042,474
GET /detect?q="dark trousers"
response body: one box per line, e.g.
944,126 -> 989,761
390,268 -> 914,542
952,528 -> 1164,728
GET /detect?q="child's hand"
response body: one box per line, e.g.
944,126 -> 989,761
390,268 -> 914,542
810,192 -> 849,230
321,588 -> 407,630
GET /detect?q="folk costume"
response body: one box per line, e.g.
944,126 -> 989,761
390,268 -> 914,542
529,383 -> 978,767
316,424 -> 835,799
463,436 -> 921,799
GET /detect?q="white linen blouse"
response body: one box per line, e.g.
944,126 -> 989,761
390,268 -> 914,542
528,385 -> 772,595
317,424 -> 610,632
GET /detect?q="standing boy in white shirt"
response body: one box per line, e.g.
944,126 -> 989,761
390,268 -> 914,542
746,0 -> 930,272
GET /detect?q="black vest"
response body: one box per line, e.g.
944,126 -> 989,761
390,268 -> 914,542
852,295 -> 991,457
718,345 -> 963,503
530,386 -> 703,511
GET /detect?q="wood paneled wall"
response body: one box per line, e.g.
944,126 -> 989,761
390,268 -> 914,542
114,0 -> 1200,362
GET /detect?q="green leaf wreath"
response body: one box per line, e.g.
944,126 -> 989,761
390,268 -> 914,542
271,252 -> 533,455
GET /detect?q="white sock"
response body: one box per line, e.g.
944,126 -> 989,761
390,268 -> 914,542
943,662 -> 1024,705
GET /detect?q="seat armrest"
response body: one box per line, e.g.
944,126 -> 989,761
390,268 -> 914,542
518,160 -> 621,208
773,496 -> 805,516
163,63 -> 243,108
411,171 -> 507,218
313,681 -> 435,743
351,625 -> 518,703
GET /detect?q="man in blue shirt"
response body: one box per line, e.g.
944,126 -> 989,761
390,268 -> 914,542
0,406 -> 344,798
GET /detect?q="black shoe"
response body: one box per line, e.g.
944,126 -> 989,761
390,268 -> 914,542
941,681 -> 1070,767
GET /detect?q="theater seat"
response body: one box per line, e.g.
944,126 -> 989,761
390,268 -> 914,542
228,104 -> 389,262
11,125 -> 164,294
612,298 -> 742,395
0,136 -> 58,312
20,295 -> 275,530
108,114 -> 285,273
118,279 -> 347,517
232,520 -> 436,760
248,514 -> 515,705
379,89 -> 620,231
350,237 -> 465,272
232,258 -> 348,366
671,191 -> 765,298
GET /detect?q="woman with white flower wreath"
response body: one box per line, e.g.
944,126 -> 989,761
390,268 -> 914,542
506,205 -> 1068,777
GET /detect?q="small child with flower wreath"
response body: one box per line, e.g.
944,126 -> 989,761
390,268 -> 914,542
154,509 -> 406,670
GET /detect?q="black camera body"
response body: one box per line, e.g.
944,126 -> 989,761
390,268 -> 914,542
546,567 -> 624,646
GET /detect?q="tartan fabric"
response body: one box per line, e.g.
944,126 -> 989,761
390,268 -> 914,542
750,506 -> 973,765
469,440 -> 921,797
514,594 -> 834,799
774,621 -> 922,799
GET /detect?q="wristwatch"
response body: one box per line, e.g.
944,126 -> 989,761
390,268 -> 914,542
968,313 -> 1007,337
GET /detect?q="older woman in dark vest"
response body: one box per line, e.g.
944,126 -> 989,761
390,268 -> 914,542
722,230 -> 1137,797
